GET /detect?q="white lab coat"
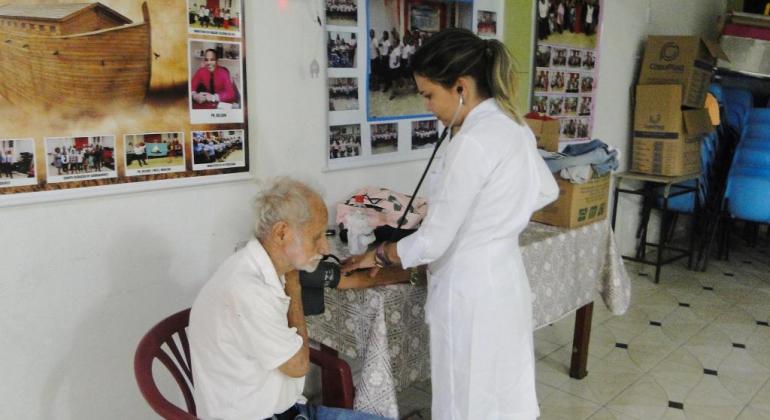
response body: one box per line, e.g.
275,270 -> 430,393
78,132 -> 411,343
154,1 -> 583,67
397,99 -> 558,419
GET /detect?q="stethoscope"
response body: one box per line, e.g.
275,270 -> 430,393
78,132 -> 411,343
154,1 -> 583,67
394,88 -> 465,231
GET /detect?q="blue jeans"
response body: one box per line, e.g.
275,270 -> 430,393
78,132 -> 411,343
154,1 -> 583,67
286,403 -> 391,420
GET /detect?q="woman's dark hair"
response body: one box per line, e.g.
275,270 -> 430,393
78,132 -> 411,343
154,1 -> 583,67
411,28 -> 522,123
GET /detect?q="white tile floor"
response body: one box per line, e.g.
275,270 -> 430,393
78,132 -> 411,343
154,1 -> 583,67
396,234 -> 770,420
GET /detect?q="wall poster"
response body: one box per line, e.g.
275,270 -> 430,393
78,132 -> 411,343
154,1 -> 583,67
531,0 -> 601,146
0,0 -> 248,205
325,0 -> 503,171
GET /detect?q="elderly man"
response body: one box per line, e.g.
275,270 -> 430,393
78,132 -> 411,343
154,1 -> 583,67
189,178 -> 392,420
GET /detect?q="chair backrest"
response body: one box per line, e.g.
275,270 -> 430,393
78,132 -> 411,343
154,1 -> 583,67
134,308 -> 198,420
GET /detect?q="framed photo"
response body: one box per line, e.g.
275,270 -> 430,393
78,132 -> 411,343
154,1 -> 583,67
367,0 -> 473,121
327,0 -> 500,171
327,31 -> 358,69
326,0 -> 358,26
477,10 -> 497,36
188,39 -> 245,124
187,0 -> 242,38
329,77 -> 360,111
329,124 -> 362,160
0,139 -> 37,188
370,122 -> 398,155
0,0 -> 250,205
124,132 -> 186,177
191,130 -> 246,171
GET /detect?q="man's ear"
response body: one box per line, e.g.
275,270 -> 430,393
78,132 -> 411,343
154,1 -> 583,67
271,221 -> 291,244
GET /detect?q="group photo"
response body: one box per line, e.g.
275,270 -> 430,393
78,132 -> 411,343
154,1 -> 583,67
411,119 -> 439,150
329,77 -> 359,111
327,31 -> 357,68
329,124 -> 361,159
0,139 -> 35,181
188,0 -> 242,36
192,130 -> 244,167
124,133 -> 185,173
536,0 -> 601,47
325,0 -> 357,26
367,0 -> 473,119
45,136 -> 116,181
370,122 -> 398,154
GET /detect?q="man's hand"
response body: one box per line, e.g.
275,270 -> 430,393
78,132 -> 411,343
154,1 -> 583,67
341,249 -> 379,277
193,92 -> 207,104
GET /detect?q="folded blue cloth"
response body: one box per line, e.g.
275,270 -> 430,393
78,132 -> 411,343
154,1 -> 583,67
542,139 -> 619,180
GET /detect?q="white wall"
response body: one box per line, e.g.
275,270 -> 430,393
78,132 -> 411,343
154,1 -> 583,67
0,1 -> 726,419
593,0 -> 726,255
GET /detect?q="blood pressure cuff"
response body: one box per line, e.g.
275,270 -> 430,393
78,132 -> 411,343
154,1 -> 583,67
300,258 -> 341,316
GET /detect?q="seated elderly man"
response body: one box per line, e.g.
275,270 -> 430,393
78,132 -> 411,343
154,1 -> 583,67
189,178 -> 394,420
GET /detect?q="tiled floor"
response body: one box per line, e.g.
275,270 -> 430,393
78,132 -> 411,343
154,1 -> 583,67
396,234 -> 770,419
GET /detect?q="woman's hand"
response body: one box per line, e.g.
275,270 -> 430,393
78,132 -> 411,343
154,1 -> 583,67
341,249 -> 380,278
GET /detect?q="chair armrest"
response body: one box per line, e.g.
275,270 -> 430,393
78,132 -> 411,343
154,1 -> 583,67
309,346 -> 355,409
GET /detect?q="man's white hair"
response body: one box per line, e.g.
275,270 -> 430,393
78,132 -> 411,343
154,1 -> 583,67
253,177 -> 322,240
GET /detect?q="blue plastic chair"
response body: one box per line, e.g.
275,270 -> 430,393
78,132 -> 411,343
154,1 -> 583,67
747,107 -> 770,125
725,175 -> 770,224
723,88 -> 753,131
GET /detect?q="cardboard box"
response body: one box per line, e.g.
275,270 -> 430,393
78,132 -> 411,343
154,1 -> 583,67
632,84 -> 713,176
525,114 -> 560,152
638,36 -> 727,108
531,173 -> 610,228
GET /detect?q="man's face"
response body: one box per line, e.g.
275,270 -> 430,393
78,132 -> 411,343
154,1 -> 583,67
204,51 -> 218,72
285,198 -> 329,273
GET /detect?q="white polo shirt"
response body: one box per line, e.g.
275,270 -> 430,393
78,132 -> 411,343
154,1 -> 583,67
189,239 -> 305,420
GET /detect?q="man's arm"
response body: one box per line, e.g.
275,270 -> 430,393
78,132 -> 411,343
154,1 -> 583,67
278,271 -> 310,378
337,265 -> 423,289
214,68 -> 237,103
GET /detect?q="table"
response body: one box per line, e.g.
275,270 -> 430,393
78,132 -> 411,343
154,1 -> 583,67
611,171 -> 700,283
306,220 -> 631,418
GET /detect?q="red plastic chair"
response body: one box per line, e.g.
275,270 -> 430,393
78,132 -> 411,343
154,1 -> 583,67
134,308 -> 355,419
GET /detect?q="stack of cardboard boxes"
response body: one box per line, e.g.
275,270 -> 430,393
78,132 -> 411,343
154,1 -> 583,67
525,113 -> 611,228
632,36 -> 725,176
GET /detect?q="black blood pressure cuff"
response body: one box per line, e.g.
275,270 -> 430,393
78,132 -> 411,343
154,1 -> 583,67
300,257 -> 341,316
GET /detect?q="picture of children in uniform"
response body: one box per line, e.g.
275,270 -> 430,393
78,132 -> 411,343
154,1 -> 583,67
326,0 -> 357,26
327,31 -> 357,68
370,122 -> 398,154
367,0 -> 472,120
329,77 -> 359,111
411,119 -> 439,150
536,0 -> 601,48
329,124 -> 361,159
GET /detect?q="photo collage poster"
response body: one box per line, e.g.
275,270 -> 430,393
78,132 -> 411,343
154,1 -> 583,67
325,0 -> 503,170
531,0 -> 601,145
0,0 -> 248,200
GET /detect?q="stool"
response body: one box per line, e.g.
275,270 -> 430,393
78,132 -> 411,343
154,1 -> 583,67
611,172 -> 700,283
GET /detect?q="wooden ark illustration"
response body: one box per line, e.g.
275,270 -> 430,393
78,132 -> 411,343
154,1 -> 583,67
0,2 -> 151,112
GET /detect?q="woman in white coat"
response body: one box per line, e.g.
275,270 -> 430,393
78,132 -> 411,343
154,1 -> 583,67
342,28 -> 558,419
